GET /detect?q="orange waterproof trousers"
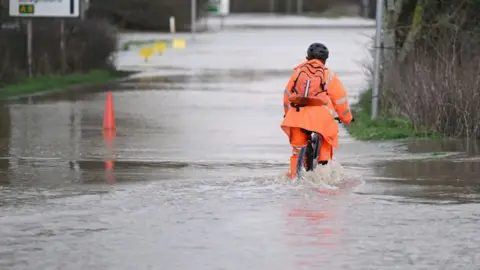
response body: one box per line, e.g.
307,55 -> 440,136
289,127 -> 333,179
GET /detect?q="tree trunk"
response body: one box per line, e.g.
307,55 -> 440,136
383,0 -> 404,70
381,0 -> 404,92
397,0 -> 425,63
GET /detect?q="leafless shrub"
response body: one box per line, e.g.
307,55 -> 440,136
225,0 -> 358,15
385,28 -> 480,138
87,0 -> 210,31
0,18 -> 117,86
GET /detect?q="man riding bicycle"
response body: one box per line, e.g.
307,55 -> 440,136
281,42 -> 354,180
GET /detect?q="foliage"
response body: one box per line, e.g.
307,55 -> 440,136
347,89 -> 440,140
378,0 -> 480,138
0,16 -> 117,87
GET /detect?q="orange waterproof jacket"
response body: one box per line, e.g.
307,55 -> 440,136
281,59 -> 353,148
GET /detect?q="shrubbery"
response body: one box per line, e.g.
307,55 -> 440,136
371,0 -> 480,139
385,29 -> 480,138
0,0 -> 211,87
87,0 -> 209,31
0,0 -> 117,86
0,18 -> 117,86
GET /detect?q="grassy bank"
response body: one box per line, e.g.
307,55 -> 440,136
0,70 -> 127,100
346,89 -> 440,140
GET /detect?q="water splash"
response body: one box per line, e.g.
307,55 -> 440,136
278,160 -> 364,193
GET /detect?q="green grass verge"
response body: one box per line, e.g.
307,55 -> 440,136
0,69 -> 126,100
346,88 -> 441,140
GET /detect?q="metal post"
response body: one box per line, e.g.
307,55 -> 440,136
371,0 -> 383,119
60,19 -> 67,74
26,19 -> 33,78
297,0 -> 303,15
80,0 -> 84,20
191,0 -> 196,40
81,0 -> 90,20
269,0 -> 275,14
362,0 -> 369,18
296,0 -> 303,14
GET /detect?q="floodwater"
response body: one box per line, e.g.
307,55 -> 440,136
1,16 -> 479,270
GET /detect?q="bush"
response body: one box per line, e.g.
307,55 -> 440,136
87,0 -> 210,31
0,18 -> 117,86
346,88 -> 438,140
385,29 -> 480,139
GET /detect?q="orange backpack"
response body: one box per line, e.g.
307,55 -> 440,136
288,62 -> 330,111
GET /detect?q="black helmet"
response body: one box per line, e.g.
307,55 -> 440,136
306,43 -> 329,61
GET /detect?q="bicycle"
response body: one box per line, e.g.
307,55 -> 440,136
295,117 -> 342,178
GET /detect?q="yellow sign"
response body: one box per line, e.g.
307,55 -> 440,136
172,39 -> 186,49
139,47 -> 154,62
154,42 -> 167,54
19,4 -> 35,14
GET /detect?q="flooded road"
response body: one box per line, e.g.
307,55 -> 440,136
1,16 -> 479,269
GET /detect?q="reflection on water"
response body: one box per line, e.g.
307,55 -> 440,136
286,206 -> 338,267
404,138 -> 480,156
0,103 -> 10,185
104,128 -> 116,185
364,139 -> 480,204
377,159 -> 480,182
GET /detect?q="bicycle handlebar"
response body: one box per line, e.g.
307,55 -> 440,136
335,117 -> 355,124
309,117 -> 346,138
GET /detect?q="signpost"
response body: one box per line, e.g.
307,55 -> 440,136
191,0 -> 196,40
206,0 -> 229,30
9,0 -> 80,17
9,0 -> 81,77
207,0 -> 229,16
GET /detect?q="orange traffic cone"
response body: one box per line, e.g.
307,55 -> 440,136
103,128 -> 116,144
103,92 -> 116,130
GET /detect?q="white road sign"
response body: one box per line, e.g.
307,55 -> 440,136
9,0 -> 80,17
207,0 -> 229,16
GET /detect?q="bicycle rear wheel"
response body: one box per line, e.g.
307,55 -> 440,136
295,135 -> 317,177
305,141 -> 315,172
295,146 -> 307,178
